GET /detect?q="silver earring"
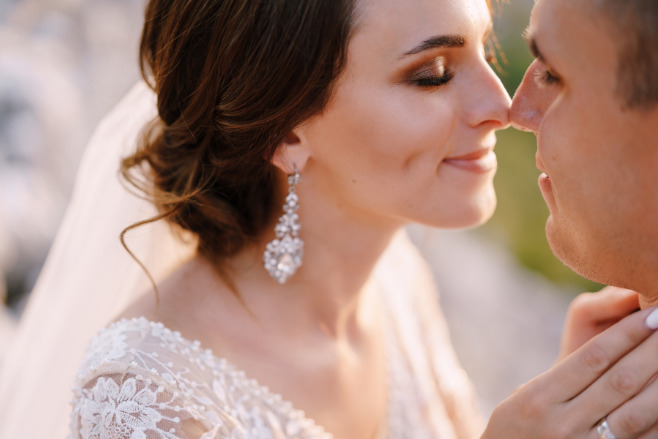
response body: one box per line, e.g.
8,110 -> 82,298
263,169 -> 303,284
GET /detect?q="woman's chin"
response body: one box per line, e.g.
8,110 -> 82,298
455,209 -> 495,230
427,193 -> 497,230
462,206 -> 495,229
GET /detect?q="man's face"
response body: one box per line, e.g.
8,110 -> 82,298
511,0 -> 658,296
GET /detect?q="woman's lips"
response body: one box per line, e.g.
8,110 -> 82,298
443,150 -> 497,173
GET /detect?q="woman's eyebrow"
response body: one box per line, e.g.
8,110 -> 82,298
401,35 -> 465,57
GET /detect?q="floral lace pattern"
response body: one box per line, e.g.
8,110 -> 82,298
79,377 -> 175,439
70,318 -> 336,439
79,327 -> 128,374
70,269 -> 476,439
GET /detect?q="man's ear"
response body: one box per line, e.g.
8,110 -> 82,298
270,127 -> 311,174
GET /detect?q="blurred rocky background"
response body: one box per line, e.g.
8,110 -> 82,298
0,0 -> 602,414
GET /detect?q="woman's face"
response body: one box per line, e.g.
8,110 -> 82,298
299,0 -> 510,230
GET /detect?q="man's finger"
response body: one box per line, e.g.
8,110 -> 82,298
574,288 -> 639,324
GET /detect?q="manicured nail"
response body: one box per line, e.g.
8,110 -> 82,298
645,308 -> 658,330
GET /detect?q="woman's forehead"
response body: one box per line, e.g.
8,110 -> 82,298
349,0 -> 492,55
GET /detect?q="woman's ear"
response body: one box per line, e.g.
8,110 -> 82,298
270,127 -> 311,174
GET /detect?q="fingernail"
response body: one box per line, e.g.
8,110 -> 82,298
645,308 -> 658,330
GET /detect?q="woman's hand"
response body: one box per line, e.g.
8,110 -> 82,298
482,307 -> 658,439
559,287 -> 640,361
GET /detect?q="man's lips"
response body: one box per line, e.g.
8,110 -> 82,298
535,154 -> 544,172
443,149 -> 497,173
536,155 -> 553,195
536,155 -> 547,175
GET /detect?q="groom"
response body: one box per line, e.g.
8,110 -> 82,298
510,0 -> 658,437
511,0 -> 658,308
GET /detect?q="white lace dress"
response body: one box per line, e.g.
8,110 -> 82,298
69,234 -> 483,439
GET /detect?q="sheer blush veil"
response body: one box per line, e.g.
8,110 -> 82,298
0,82 -> 195,438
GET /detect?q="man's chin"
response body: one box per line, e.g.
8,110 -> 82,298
545,217 -> 591,278
545,218 -> 615,286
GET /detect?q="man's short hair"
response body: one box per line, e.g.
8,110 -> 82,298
595,0 -> 658,109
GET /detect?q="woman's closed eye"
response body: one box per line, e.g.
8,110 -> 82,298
409,56 -> 454,87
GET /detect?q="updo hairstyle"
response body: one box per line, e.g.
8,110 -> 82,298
122,0 -> 355,265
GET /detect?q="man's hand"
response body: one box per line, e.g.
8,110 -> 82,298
559,286 -> 640,361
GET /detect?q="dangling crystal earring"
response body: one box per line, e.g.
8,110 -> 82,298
263,169 -> 303,284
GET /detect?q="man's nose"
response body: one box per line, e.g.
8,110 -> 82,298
511,60 -> 550,134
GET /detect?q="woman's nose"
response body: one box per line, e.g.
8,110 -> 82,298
467,62 -> 511,130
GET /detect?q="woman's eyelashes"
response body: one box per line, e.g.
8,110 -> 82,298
409,56 -> 454,87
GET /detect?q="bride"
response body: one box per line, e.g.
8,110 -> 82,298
3,0 -> 658,437
73,0 -> 507,436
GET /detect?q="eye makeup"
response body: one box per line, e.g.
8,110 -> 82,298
408,56 -> 455,87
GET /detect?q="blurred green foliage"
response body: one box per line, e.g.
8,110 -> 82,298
482,1 -> 603,293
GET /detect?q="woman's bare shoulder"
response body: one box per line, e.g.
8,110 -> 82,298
115,255 -> 245,353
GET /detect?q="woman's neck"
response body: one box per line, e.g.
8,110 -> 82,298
223,206 -> 402,342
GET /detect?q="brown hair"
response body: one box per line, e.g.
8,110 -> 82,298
122,0 -> 355,268
595,0 -> 658,109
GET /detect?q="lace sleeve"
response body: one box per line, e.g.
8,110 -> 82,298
70,365 -> 214,439
68,319 -> 229,439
